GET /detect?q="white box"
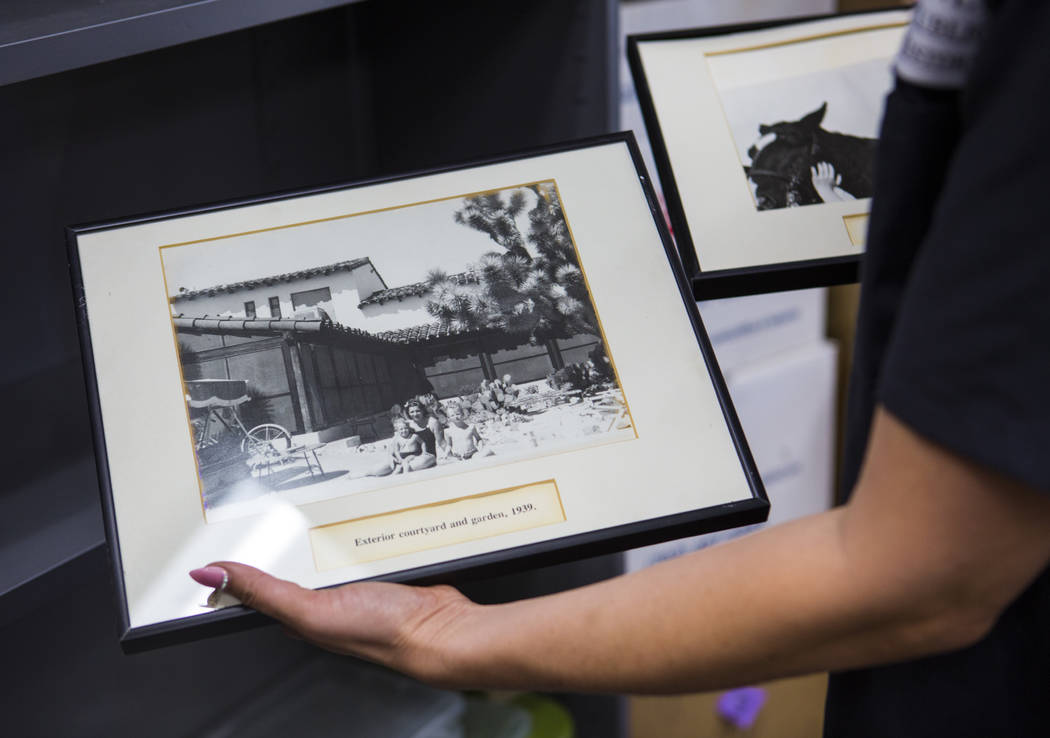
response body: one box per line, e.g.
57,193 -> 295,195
698,288 -> 827,373
626,339 -> 838,571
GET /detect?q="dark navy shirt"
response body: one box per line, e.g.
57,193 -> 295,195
826,1 -> 1050,735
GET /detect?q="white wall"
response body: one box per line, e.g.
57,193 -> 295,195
354,265 -> 388,304
171,266 -> 396,328
358,295 -> 436,333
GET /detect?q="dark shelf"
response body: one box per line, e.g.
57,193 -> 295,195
0,0 -> 366,86
0,455 -> 104,623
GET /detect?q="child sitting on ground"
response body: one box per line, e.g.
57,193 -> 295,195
444,402 -> 494,460
390,417 -> 425,474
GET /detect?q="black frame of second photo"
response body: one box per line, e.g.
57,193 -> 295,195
628,7 -> 913,298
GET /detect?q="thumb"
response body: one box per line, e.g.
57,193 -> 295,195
190,562 -> 318,628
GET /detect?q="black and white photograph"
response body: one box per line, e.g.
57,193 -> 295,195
163,181 -> 634,520
716,58 -> 894,211
629,9 -> 910,288
71,136 -> 764,641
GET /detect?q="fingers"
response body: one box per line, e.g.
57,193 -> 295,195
194,561 -> 319,629
810,162 -> 838,187
187,563 -> 473,678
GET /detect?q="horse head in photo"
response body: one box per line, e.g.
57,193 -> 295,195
744,102 -> 877,210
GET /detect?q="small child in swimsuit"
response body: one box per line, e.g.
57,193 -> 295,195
444,403 -> 494,460
391,418 -> 424,473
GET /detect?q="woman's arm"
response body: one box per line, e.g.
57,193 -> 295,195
430,416 -> 446,455
205,408 -> 1050,693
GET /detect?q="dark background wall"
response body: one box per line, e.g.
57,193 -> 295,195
1,1 -> 624,734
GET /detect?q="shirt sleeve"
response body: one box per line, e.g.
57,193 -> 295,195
877,0 -> 1050,493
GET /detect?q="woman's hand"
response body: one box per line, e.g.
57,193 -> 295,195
810,161 -> 856,203
190,563 -> 476,686
811,161 -> 842,202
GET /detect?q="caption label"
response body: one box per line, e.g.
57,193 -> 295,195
309,480 -> 565,570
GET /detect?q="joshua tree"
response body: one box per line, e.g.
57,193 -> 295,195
428,185 -> 598,343
452,189 -> 531,261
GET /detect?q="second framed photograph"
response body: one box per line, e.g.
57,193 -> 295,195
629,8 -> 911,297
70,133 -> 766,650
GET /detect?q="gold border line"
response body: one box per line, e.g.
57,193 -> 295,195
158,177 -> 639,522
704,21 -> 908,58
310,478 -> 563,531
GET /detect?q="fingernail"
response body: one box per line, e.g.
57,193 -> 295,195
190,566 -> 229,590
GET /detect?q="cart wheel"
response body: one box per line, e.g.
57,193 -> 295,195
242,423 -> 293,459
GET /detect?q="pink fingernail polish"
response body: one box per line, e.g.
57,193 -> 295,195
189,566 -> 228,590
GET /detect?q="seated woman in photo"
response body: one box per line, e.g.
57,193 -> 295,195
444,403 -> 494,461
404,398 -> 446,459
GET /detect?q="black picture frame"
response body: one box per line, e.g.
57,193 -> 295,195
628,7 -> 912,299
68,132 -> 767,652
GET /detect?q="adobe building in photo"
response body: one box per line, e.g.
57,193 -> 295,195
171,257 -> 602,438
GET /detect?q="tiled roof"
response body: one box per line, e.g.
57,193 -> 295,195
171,257 -> 375,301
173,314 -> 485,348
358,270 -> 477,307
375,322 -> 482,344
173,315 -> 397,348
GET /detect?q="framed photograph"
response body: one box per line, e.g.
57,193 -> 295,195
629,8 -> 911,298
69,133 -> 766,651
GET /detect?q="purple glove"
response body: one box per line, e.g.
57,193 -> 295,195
717,686 -> 767,729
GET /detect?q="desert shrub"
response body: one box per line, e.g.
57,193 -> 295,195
546,363 -> 591,391
587,344 -> 616,382
547,353 -> 615,392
